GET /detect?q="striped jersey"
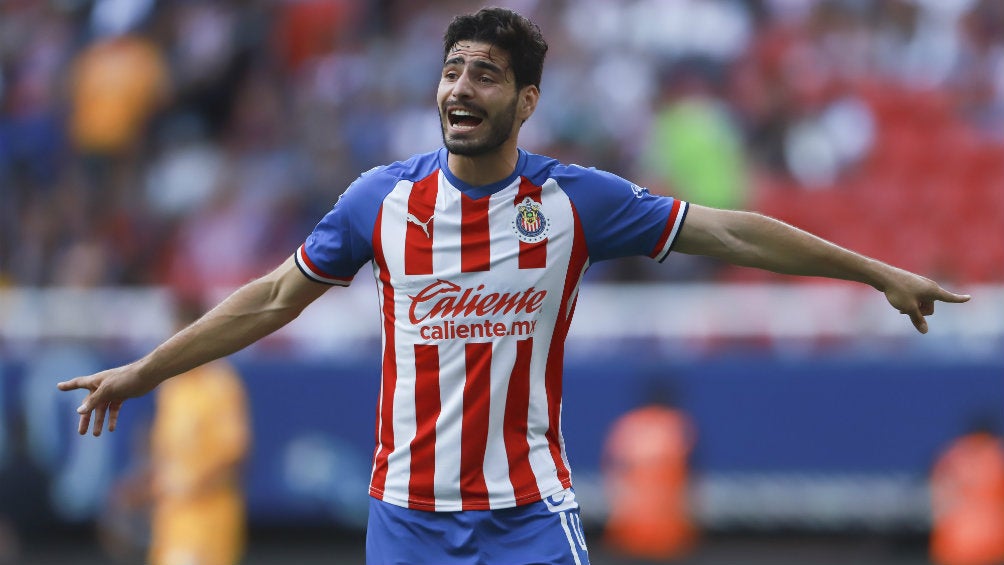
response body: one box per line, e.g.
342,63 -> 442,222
296,148 -> 688,512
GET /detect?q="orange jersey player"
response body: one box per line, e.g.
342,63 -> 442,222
147,359 -> 250,565
602,403 -> 697,560
930,429 -> 1004,565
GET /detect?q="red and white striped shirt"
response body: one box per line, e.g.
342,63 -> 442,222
296,148 -> 687,511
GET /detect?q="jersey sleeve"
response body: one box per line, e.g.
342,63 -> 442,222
296,168 -> 390,285
557,165 -> 689,264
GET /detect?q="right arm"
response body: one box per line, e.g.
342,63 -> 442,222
672,205 -> 970,333
58,254 -> 330,436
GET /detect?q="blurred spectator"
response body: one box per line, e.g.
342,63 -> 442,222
102,298 -> 252,565
97,422 -> 154,564
68,28 -> 169,182
601,380 -> 698,561
870,0 -> 959,88
641,60 -> 749,210
161,1 -> 258,140
729,1 -> 877,189
1,0 -> 1002,289
0,2 -> 74,287
0,367 -> 20,565
949,0 -> 1004,140
64,7 -> 171,289
929,416 -> 1004,565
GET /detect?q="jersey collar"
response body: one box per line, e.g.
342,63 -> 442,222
437,147 -> 527,199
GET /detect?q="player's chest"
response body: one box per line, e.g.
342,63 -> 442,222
375,178 -> 577,278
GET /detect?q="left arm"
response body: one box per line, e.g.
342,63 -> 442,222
673,204 -> 970,333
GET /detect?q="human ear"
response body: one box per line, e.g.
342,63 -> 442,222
519,85 -> 540,120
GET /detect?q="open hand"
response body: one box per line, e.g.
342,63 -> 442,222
57,366 -> 155,436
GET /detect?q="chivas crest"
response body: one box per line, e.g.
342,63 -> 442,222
511,196 -> 550,243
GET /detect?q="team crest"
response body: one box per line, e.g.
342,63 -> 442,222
512,196 -> 550,243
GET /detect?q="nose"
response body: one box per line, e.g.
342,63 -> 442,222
451,69 -> 475,99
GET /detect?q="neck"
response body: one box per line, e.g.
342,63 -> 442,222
446,144 -> 520,187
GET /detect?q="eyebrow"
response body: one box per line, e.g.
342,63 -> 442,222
443,56 -> 506,77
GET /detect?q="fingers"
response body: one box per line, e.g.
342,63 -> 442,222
57,377 -> 87,391
909,311 -> 928,334
897,300 -> 928,334
76,401 -> 118,436
910,287 -> 971,332
919,301 -> 934,316
64,379 -> 116,436
108,402 -> 123,433
895,284 -> 971,334
58,375 -> 99,416
77,411 -> 92,435
937,289 -> 971,304
92,405 -> 107,437
76,390 -> 99,416
62,376 -> 98,435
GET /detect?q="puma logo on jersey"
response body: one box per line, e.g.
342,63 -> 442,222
406,212 -> 434,238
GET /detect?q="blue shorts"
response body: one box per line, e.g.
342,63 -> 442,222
365,488 -> 591,565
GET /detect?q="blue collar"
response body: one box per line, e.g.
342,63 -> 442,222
437,147 -> 527,199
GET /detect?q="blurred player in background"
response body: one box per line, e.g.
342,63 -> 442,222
59,7 -> 970,565
929,416 -> 1004,565
101,298 -> 250,565
146,298 -> 250,565
602,380 -> 697,560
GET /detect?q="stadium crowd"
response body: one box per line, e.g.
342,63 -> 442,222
1,0 -> 1002,295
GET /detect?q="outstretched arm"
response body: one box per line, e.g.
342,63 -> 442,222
673,204 -> 970,333
57,254 -> 330,436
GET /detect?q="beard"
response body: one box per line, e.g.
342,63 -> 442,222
440,97 -> 518,157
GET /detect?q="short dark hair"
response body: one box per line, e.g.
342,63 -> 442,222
442,7 -> 548,90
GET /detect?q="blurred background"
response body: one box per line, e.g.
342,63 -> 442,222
1,0 -> 1002,564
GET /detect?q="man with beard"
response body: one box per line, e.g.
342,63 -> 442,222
59,7 -> 970,565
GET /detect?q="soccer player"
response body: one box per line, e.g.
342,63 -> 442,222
59,7 -> 970,565
602,387 -> 697,560
929,419 -> 1004,565
145,300 -> 250,565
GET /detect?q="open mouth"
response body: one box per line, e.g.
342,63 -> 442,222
447,108 -> 484,130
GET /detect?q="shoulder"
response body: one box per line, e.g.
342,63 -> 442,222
520,151 -> 634,193
356,150 -> 442,188
338,150 -> 442,209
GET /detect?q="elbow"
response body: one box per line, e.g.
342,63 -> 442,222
715,211 -> 794,270
246,276 -> 308,326
675,205 -> 765,262
710,211 -> 765,264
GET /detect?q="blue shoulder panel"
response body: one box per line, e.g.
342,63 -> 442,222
524,154 -> 681,263
302,150 -> 441,279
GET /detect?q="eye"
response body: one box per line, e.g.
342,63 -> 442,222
478,75 -> 496,85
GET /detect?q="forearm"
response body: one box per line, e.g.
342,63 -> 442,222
718,212 -> 896,289
132,258 -> 322,385
132,279 -> 296,384
58,256 -> 329,436
676,207 -> 897,290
